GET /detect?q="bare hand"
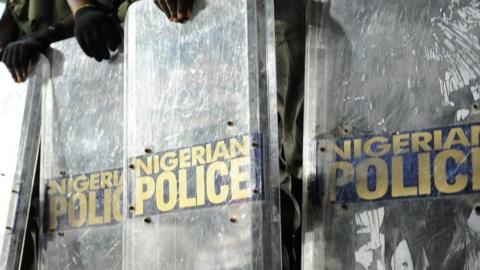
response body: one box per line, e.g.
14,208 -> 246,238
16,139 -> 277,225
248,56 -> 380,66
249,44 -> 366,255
154,0 -> 194,22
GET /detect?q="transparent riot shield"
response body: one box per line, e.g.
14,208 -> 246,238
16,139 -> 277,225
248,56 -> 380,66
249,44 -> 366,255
39,38 -> 124,269
304,0 -> 480,269
0,58 -> 45,270
123,0 -> 281,269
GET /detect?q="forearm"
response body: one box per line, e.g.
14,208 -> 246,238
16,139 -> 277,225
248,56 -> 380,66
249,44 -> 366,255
0,2 -> 20,50
58,16 -> 74,41
30,16 -> 73,45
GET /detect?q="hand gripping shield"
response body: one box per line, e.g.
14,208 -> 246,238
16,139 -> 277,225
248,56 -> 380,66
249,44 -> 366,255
0,58 -> 45,270
303,1 -> 480,269
39,38 -> 124,269
123,0 -> 281,269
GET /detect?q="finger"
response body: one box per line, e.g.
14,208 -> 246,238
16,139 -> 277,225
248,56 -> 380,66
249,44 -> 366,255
116,23 -> 124,46
20,68 -> 28,81
157,0 -> 172,19
17,46 -> 29,69
8,68 -> 17,82
154,0 -> 165,13
188,0 -> 194,18
11,46 -> 21,68
91,30 -> 110,61
165,0 -> 178,21
13,68 -> 22,83
15,68 -> 27,83
177,0 -> 193,21
76,32 -> 94,58
154,0 -> 162,12
2,47 -> 12,68
84,31 -> 102,61
103,26 -> 118,52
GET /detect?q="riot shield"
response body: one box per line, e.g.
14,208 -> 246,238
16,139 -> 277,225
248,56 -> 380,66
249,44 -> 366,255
304,0 -> 480,269
0,58 -> 45,270
123,0 -> 281,269
39,38 -> 124,269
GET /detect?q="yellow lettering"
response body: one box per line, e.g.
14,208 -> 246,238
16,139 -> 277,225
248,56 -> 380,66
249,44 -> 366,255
393,134 -> 410,155
49,195 -> 67,231
231,157 -> 252,200
178,169 -> 196,208
412,132 -> 433,153
154,154 -> 160,174
356,158 -> 388,200
136,157 -> 152,176
48,180 -> 66,195
100,172 -> 113,189
206,143 -> 213,163
68,193 -> 87,228
67,178 -> 73,194
88,191 -> 103,225
212,141 -> 230,161
473,148 -> 480,191
230,136 -> 251,158
206,162 -> 229,204
103,188 -> 112,223
434,130 -> 443,150
113,187 -> 123,222
113,170 -> 122,186
444,128 -> 471,149
73,175 -> 88,193
472,125 -> 480,146
392,156 -> 417,197
333,141 -> 351,160
434,150 -> 468,194
135,176 -> 155,216
156,172 -> 177,212
196,165 -> 206,206
160,152 -> 178,171
418,153 -> 432,195
364,137 -> 391,157
354,139 -> 362,158
191,146 -> 206,166
89,173 -> 100,191
329,162 -> 354,202
178,149 -> 191,169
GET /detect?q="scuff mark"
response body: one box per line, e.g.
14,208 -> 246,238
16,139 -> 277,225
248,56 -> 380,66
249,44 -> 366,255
429,1 -> 480,108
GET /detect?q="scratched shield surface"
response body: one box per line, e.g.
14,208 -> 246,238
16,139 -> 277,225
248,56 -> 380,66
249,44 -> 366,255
303,1 -> 480,269
0,57 -> 44,270
124,0 -> 281,269
40,38 -> 124,269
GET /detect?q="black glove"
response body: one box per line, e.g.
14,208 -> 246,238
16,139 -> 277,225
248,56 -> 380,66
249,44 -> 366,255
1,23 -> 69,82
74,7 -> 122,62
1,35 -> 49,70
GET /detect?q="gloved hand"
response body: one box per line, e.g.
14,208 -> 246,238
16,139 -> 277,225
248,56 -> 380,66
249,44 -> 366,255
0,4 -> 21,82
74,6 -> 122,62
154,0 -> 194,22
1,36 -> 49,82
1,22 -> 70,83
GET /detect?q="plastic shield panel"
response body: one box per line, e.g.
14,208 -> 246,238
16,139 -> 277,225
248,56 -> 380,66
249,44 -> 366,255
124,0 -> 281,269
40,38 -> 124,269
0,58 -> 45,270
304,0 -> 480,269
